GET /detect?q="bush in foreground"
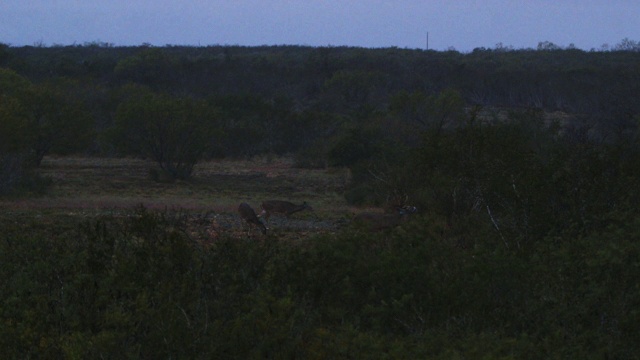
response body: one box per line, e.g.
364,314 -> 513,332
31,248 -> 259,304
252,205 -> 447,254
1,207 -> 639,358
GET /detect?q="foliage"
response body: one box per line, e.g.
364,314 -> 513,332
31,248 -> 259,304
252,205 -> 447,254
0,94 -> 30,154
414,106 -> 640,245
2,205 -> 640,358
321,69 -> 387,113
0,68 -> 52,195
2,41 -> 640,358
23,81 -> 94,165
389,88 -> 466,131
2,43 -> 640,164
111,87 -> 220,180
113,47 -> 180,89
331,89 -> 469,207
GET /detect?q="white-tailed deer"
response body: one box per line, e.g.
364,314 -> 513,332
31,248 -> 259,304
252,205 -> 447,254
259,200 -> 313,225
238,202 -> 267,235
353,205 -> 417,232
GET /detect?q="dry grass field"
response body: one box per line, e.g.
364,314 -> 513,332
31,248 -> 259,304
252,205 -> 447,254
0,156 -> 357,240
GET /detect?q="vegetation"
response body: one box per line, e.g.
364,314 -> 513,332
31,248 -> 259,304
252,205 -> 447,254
2,205 -> 639,358
110,86 -> 220,180
1,40 -> 640,357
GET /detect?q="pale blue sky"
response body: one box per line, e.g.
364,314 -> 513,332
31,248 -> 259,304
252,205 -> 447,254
1,1 -> 637,51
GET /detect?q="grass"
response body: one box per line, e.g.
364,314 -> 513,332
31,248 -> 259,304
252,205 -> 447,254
0,156 -> 354,238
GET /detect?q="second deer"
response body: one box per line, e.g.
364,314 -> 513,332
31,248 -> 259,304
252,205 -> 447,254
259,200 -> 313,226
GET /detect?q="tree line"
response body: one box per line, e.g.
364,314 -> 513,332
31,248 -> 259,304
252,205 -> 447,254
1,41 -> 639,186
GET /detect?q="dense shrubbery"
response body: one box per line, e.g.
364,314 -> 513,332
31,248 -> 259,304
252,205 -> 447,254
1,204 -> 640,358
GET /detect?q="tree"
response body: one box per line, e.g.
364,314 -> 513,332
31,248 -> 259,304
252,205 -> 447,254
321,70 -> 385,113
0,43 -> 10,66
0,96 -> 31,195
537,41 -> 562,51
113,89 -> 219,180
0,69 -> 31,154
113,48 -> 180,89
613,38 -> 640,52
0,70 -> 94,166
389,89 -> 466,132
23,82 -> 94,166
0,69 -> 34,195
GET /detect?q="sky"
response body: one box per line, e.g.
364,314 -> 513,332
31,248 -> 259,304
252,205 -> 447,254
1,1 -> 638,51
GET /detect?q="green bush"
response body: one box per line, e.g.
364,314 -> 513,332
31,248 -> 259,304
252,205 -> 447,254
2,206 -> 640,358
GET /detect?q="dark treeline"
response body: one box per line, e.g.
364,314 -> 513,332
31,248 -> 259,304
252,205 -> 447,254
2,42 -> 640,358
4,43 -> 640,113
2,42 -> 639,153
2,42 -> 639,180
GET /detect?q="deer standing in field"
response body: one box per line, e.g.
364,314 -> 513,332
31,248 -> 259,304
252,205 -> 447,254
258,200 -> 313,227
353,205 -> 418,232
238,202 -> 267,236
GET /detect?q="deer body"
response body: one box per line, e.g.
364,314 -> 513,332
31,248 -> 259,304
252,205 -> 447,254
259,200 -> 313,223
238,202 -> 267,235
353,206 -> 417,231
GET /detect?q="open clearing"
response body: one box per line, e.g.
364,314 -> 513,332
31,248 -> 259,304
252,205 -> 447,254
0,156 -> 359,239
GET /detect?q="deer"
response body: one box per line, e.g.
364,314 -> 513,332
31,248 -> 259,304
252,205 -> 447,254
258,200 -> 313,227
238,202 -> 267,236
352,205 -> 417,232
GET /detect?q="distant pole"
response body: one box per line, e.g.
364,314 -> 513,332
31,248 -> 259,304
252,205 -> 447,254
426,32 -> 429,50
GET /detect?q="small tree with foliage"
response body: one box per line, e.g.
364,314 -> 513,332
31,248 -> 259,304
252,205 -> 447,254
0,68 -> 45,195
24,82 -> 94,166
112,89 -> 219,180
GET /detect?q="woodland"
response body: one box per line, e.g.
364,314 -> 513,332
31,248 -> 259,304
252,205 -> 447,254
1,40 -> 640,358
